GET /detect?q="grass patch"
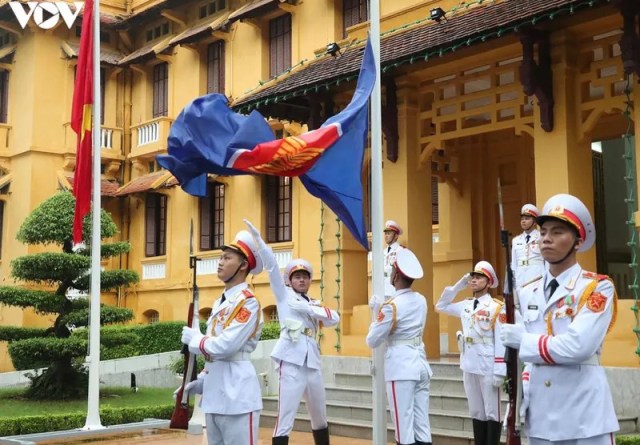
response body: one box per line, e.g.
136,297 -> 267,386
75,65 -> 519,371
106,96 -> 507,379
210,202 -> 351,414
0,387 -> 176,418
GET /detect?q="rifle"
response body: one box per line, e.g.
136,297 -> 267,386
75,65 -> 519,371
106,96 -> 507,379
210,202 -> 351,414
170,220 -> 201,429
497,178 -> 522,445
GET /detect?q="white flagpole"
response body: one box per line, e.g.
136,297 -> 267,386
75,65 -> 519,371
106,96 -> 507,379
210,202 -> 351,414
84,0 -> 104,430
369,0 -> 386,443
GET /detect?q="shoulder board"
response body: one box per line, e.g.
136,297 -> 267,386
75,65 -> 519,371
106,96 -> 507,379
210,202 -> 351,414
241,289 -> 255,298
522,275 -> 543,288
582,271 -> 610,282
383,298 -> 394,304
492,298 -> 504,306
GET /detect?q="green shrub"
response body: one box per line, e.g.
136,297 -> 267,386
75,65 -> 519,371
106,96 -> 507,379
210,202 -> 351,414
261,321 -> 280,340
617,435 -> 640,445
0,405 -> 176,436
169,355 -> 206,375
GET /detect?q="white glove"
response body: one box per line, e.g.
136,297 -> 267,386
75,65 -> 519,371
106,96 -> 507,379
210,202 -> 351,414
172,372 -> 205,400
181,326 -> 202,346
520,373 -> 530,422
492,374 -> 505,388
500,323 -> 525,348
288,298 -> 313,316
456,330 -> 464,353
243,219 -> 267,249
453,273 -> 471,292
368,294 -> 384,310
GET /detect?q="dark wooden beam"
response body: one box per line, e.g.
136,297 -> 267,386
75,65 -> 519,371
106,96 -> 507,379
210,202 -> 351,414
519,29 -> 554,132
381,77 -> 399,162
614,0 -> 640,80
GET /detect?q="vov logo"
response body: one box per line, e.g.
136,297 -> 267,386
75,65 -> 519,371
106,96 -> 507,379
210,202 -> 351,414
9,2 -> 84,30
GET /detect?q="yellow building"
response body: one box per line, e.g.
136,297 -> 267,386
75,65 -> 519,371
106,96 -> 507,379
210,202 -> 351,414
0,0 -> 639,372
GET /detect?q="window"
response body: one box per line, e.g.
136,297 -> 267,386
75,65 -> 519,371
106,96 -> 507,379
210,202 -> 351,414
100,67 -> 105,124
145,193 -> 167,257
0,200 -> 4,259
269,14 -> 291,78
143,309 -> 159,324
152,63 -> 168,118
265,176 -> 292,243
343,0 -> 369,36
432,176 -> 439,225
146,22 -> 170,42
199,0 -> 226,19
0,70 -> 8,123
207,41 -> 225,94
200,182 -> 225,250
362,158 -> 372,233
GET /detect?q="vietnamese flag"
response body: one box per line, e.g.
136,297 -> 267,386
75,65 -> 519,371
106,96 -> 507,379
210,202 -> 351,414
70,0 -> 94,245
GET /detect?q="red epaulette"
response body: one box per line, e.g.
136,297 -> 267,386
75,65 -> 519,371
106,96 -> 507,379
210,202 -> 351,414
582,271 -> 610,282
242,289 -> 255,298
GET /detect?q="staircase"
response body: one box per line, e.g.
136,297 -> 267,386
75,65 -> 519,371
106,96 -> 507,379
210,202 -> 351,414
260,357 -> 638,444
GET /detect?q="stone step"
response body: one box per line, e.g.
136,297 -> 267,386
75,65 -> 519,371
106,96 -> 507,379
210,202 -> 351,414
334,363 -> 463,388
326,378 -> 466,403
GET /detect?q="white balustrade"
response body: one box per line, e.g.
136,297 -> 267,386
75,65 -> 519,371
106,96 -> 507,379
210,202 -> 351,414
142,262 -> 166,280
274,250 -> 292,269
101,128 -> 113,149
197,257 -> 219,276
137,121 -> 160,147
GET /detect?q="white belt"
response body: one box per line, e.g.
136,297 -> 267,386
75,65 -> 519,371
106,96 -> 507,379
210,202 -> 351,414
463,336 -> 493,345
518,259 -> 543,266
207,351 -> 252,362
387,337 -> 422,347
537,355 -> 600,366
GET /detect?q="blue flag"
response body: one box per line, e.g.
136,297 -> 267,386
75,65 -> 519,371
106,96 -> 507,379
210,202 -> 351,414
158,39 -> 376,250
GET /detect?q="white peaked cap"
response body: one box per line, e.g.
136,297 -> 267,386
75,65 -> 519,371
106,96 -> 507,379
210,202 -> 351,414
222,230 -> 263,275
521,204 -> 539,217
471,260 -> 499,288
384,220 -> 403,235
537,193 -> 595,253
285,258 -> 313,280
394,248 -> 423,280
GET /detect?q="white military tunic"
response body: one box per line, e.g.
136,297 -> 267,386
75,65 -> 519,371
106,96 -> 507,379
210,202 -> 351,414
384,242 -> 404,296
436,289 -> 506,421
194,282 -> 263,445
518,263 -> 619,442
366,288 -> 432,445
260,247 -> 339,437
510,229 -> 545,293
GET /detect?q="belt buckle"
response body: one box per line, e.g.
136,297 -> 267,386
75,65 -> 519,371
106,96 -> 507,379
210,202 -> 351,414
464,336 -> 473,343
303,328 -> 314,337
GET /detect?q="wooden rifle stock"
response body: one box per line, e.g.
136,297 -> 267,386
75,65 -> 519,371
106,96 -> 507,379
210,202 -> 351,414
169,300 -> 197,429
501,229 -> 522,445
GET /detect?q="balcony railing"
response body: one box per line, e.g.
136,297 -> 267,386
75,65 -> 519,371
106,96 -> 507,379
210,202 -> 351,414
130,117 -> 173,159
64,123 -> 124,156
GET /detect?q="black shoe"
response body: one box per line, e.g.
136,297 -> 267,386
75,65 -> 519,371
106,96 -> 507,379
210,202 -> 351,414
486,420 -> 502,445
312,427 -> 330,445
415,442 -> 432,445
272,436 -> 289,445
472,419 -> 489,445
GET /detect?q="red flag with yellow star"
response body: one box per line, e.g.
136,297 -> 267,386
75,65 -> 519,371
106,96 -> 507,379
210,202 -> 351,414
70,0 -> 94,245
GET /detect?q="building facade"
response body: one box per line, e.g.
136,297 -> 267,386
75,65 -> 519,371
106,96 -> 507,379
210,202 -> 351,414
0,0 -> 639,372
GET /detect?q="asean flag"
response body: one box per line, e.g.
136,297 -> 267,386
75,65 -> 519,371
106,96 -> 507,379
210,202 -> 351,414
70,0 -> 94,245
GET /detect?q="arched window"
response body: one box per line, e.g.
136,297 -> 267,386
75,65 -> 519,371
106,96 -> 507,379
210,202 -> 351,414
143,309 -> 159,324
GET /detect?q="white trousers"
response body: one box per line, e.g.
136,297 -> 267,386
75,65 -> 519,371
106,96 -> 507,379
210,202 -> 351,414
273,360 -> 328,437
529,433 -> 616,445
386,368 -> 432,445
205,411 -> 260,445
463,372 -> 501,422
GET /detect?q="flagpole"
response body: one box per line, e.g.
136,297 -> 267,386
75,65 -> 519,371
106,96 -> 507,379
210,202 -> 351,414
84,0 -> 103,430
369,0 -> 386,443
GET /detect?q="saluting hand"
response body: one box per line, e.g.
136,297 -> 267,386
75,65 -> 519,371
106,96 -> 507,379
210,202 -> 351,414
453,273 -> 471,292
243,219 -> 262,242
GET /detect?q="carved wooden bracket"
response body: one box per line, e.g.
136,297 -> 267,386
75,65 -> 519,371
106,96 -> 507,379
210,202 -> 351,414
431,148 -> 462,196
381,77 -> 399,163
614,0 -> 640,79
307,94 -> 334,130
519,29 -> 554,132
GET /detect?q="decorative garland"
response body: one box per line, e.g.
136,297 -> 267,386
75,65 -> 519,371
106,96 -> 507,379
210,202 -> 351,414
334,217 -> 342,352
622,75 -> 640,357
317,202 -> 325,345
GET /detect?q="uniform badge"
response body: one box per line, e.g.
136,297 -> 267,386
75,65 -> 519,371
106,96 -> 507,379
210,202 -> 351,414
235,307 -> 252,323
565,307 -> 574,316
586,292 -> 606,313
527,304 -> 538,310
377,310 -> 385,322
498,313 -> 506,323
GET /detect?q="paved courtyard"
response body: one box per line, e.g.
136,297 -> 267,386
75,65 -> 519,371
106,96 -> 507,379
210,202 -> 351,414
37,427 -> 382,445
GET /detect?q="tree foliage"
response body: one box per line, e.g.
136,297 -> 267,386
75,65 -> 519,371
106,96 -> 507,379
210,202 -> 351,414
0,192 -> 139,399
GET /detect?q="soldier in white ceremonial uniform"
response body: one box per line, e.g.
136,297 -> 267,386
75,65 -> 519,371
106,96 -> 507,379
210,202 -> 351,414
384,220 -> 405,297
500,194 -> 619,445
436,261 -> 506,445
367,248 -> 433,445
180,230 -> 264,445
244,220 -> 339,445
508,204 -> 545,301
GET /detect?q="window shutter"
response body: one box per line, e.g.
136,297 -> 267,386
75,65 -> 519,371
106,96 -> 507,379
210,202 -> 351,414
200,185 -> 212,250
145,195 -> 157,257
431,176 -> 439,225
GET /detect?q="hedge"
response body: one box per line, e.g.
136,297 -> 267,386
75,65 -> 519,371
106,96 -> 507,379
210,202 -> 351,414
0,405 -> 176,437
618,436 -> 640,445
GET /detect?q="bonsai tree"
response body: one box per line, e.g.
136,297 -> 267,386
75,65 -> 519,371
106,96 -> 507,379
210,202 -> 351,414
0,192 -> 138,400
